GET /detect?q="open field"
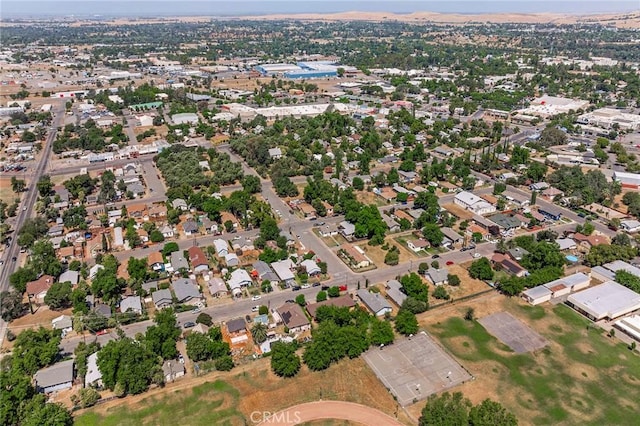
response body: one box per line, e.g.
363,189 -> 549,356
413,296 -> 640,425
0,183 -> 18,205
76,356 -> 414,425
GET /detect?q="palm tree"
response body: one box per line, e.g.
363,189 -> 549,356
251,323 -> 268,344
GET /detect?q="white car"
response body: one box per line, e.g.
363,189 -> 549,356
472,252 -> 481,258
191,307 -> 201,314
251,305 -> 260,312
232,235 -> 241,241
251,295 -> 262,301
301,284 -> 311,289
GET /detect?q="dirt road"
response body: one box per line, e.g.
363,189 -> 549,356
256,400 -> 404,426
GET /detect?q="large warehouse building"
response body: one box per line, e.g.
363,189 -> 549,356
566,281 -> 640,321
577,108 -> 640,131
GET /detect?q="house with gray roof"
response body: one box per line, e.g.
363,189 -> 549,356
93,303 -> 112,318
182,219 -> 199,236
385,279 -> 407,307
172,278 -> 202,305
58,270 -> 79,285
271,259 -> 295,285
440,227 -> 463,247
339,221 -> 356,240
34,359 -> 74,393
152,289 -> 173,309
171,198 -> 188,211
426,268 -> 449,286
252,261 -> 279,283
119,296 -> 142,314
356,289 -> 392,316
213,239 -> 229,257
170,251 -> 189,271
226,317 -> 247,334
207,277 -> 228,297
227,269 -> 252,297
162,359 -> 185,382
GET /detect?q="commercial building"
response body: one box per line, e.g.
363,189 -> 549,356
614,315 -> 640,342
518,95 -> 590,118
567,281 -> 640,321
454,191 -> 496,216
577,108 -> 640,131
613,171 -> 640,190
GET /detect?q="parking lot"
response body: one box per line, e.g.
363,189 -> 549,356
478,312 -> 548,353
363,332 -> 472,406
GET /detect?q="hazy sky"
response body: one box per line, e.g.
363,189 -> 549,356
3,1 -> 639,18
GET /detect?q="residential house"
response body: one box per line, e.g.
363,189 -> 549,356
152,289 -> 173,309
34,359 -> 74,394
330,178 -> 347,191
507,247 -> 529,262
268,147 -> 283,159
170,251 -> 189,272
556,238 -> 578,251
162,360 -> 185,383
173,278 -> 202,305
491,253 -> 528,277
356,289 -> 392,316
120,296 -> 143,314
382,214 -> 400,233
318,223 -> 340,237
148,204 -> 167,222
393,209 -> 414,225
541,187 -> 564,200
26,275 -> 54,304
573,233 -> 610,249
172,198 -> 188,211
621,219 -> 640,233
298,202 -> 317,219
425,268 -> 449,286
385,279 -> 407,307
441,227 -> 463,248
213,239 -> 229,257
159,225 -> 175,239
51,315 -> 73,334
301,259 -> 321,276
252,261 -> 279,283
321,201 -> 334,216
407,239 -> 430,253
271,259 -> 296,286
225,253 -> 239,267
227,268 -> 252,297
85,352 -> 103,388
126,182 -> 145,198
200,216 -> 219,234
503,191 -> 530,208
89,264 -> 104,280
339,221 -> 356,240
94,303 -> 112,318
188,246 -> 209,274
538,207 -> 562,221
207,277 -> 228,298
58,270 -> 79,285
276,302 -> 311,333
148,251 -> 164,271
454,191 -> 496,216
398,170 -> 417,183
226,318 -> 247,336
220,212 -> 238,230
127,204 -> 148,220
340,243 -> 371,269
182,219 -> 199,236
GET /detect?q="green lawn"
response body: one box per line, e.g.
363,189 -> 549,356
429,305 -> 640,426
75,381 -> 244,426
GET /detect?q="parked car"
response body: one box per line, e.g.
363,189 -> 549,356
472,252 -> 481,258
312,282 -> 321,287
446,260 -> 454,266
251,305 -> 260,312
291,285 -> 302,291
301,284 -> 311,289
178,354 -> 185,364
431,254 -> 440,259
251,295 -> 262,301
191,307 -> 201,314
183,321 -> 196,328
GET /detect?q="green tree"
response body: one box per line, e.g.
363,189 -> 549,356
196,312 -> 213,326
241,175 -> 262,194
395,308 -> 419,335
327,286 -> 340,298
11,177 -> 26,193
270,341 -> 301,377
36,175 -> 53,197
295,294 -> 306,307
316,291 -> 327,302
44,282 -> 72,310
433,285 -> 450,300
186,331 -> 214,361
400,273 -> 428,303
469,258 -> 494,280
97,337 -> 160,395
423,223 -> 444,246
369,318 -> 395,346
402,296 -> 428,314
144,308 -> 181,360
21,395 -> 73,426
448,274 -> 461,286
251,322 -> 268,344
468,399 -> 518,426
0,290 -> 28,321
419,392 -> 471,426
12,327 -> 61,375
214,355 -> 234,371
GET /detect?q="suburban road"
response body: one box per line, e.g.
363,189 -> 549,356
0,100 -> 65,346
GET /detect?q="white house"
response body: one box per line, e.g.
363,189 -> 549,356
356,289 -> 392,316
621,219 -> 640,233
407,239 -> 429,253
454,191 -> 496,216
85,352 -> 103,388
162,359 -> 185,382
120,295 -> 143,314
301,259 -> 321,276
213,239 -> 229,257
227,269 -> 252,297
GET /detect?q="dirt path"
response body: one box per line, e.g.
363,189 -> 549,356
257,401 -> 404,426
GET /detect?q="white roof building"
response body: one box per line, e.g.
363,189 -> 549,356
85,352 -> 103,388
567,281 -> 640,321
271,259 -> 295,283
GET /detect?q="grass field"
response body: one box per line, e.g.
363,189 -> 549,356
75,357 -> 414,425
75,381 -> 244,426
424,300 -> 640,426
